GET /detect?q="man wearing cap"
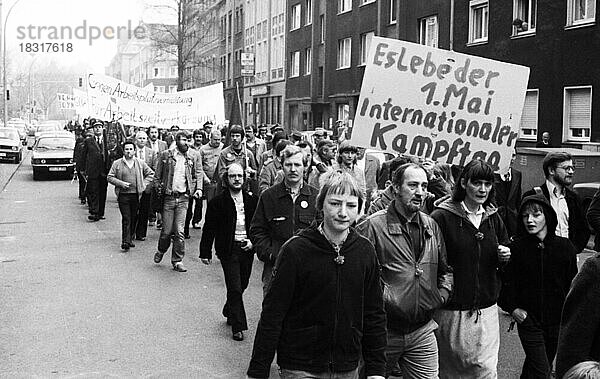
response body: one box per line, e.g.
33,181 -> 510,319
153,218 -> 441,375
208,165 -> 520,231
215,125 -> 258,194
201,121 -> 213,145
81,120 -> 110,222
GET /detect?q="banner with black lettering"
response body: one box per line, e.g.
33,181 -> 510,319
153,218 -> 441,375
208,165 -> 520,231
349,37 -> 530,173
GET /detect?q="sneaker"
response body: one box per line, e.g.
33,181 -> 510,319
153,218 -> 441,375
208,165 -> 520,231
232,331 -> 244,341
192,222 -> 202,229
154,251 -> 164,263
173,262 -> 187,272
148,221 -> 155,227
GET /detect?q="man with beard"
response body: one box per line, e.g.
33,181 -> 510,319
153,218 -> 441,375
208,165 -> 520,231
183,129 -> 206,238
147,126 -> 168,228
522,151 -> 589,254
200,163 -> 258,341
153,131 -> 202,272
81,120 -> 110,222
357,163 -> 453,378
215,125 -> 258,194
250,145 -> 318,296
244,124 -> 267,166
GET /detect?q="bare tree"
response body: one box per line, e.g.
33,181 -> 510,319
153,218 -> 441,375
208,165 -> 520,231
144,0 -> 218,91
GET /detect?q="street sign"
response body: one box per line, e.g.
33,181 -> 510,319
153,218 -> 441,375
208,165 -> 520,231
241,52 -> 255,77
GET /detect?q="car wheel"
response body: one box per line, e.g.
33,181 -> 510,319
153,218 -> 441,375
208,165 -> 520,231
15,153 -> 21,164
33,170 -> 40,181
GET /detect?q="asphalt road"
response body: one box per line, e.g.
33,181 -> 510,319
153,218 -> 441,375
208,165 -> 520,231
1,154 -> 593,378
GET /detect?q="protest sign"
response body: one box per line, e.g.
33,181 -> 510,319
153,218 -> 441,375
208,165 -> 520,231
84,73 -> 225,129
349,37 -> 530,173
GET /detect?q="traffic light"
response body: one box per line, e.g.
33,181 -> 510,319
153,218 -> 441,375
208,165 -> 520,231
78,77 -> 83,87
6,89 -> 9,101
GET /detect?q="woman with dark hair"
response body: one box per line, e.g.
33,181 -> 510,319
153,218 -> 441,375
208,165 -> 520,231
430,159 -> 511,378
499,194 -> 577,378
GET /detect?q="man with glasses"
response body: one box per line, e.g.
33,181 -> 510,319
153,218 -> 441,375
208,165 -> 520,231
522,151 -> 589,254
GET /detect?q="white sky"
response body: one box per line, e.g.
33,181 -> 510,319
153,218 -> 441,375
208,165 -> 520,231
4,0 -> 174,74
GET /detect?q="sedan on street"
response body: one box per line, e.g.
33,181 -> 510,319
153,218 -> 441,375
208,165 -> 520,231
0,127 -> 23,163
31,133 -> 75,180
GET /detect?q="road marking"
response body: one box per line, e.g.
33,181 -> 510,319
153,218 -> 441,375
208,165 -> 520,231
14,200 -> 26,203
0,236 -> 16,241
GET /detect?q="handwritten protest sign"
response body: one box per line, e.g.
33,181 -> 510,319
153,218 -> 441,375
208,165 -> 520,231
349,37 -> 530,173
83,73 -> 225,129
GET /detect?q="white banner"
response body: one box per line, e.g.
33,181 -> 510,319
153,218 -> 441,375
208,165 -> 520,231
83,73 -> 226,129
349,37 -> 530,173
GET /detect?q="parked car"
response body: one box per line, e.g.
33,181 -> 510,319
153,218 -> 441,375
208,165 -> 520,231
7,119 -> 28,144
31,133 -> 75,180
0,127 -> 23,163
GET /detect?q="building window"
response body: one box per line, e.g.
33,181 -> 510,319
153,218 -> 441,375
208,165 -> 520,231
469,0 -> 489,43
337,37 -> 352,69
305,47 -> 312,75
513,0 -> 536,35
153,67 -> 159,78
519,89 -> 539,140
290,51 -> 300,77
567,0 -> 596,26
306,0 -> 313,25
564,86 -> 592,141
419,15 -> 438,48
170,66 -> 178,77
337,104 -> 350,123
359,31 -> 374,65
338,0 -> 352,14
390,0 -> 397,24
320,15 -> 325,43
291,4 -> 301,30
169,85 -> 177,93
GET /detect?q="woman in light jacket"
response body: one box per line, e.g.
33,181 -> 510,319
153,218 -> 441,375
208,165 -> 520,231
108,140 -> 154,251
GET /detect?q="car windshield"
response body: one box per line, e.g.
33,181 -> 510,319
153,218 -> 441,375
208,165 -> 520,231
38,126 -> 60,133
37,137 -> 74,150
0,129 -> 19,140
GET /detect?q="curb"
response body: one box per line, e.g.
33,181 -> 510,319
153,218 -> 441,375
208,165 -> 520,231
1,150 -> 29,193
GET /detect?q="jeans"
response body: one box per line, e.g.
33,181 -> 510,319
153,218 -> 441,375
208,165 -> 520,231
184,196 -> 203,234
220,242 -> 254,333
134,191 -> 152,238
517,316 -> 558,379
117,193 -> 139,245
385,319 -> 439,378
87,176 -> 108,217
279,368 -> 358,379
158,194 -> 189,263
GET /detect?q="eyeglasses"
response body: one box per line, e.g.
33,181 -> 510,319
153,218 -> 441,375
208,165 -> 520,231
556,165 -> 575,172
228,174 -> 244,179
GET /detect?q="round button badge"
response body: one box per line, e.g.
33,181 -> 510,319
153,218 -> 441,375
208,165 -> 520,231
300,201 -> 308,209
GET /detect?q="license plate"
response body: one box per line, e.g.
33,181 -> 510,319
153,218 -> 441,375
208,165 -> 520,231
49,167 -> 66,172
0,153 -> 5,157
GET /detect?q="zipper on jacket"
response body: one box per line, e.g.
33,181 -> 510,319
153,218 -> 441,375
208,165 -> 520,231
329,263 -> 342,372
473,235 -> 481,312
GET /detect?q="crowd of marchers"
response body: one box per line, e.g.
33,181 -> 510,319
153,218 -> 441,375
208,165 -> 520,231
69,117 -> 600,379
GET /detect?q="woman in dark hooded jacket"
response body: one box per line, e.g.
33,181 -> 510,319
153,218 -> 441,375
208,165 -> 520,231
499,194 -> 577,378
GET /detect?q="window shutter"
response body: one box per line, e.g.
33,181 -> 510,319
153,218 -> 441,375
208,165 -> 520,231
520,91 -> 538,134
568,88 -> 591,130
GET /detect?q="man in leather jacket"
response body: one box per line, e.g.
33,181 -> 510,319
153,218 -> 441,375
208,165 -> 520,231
357,163 -> 453,378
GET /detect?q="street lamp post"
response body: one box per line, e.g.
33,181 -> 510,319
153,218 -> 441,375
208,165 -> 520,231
2,0 -> 24,126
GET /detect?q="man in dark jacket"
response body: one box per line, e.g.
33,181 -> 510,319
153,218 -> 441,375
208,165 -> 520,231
247,171 -> 387,379
556,252 -> 600,378
522,151 -> 589,254
200,163 -> 258,341
250,145 -> 318,296
358,163 -> 453,378
80,120 -> 110,221
73,130 -> 87,205
493,152 -> 522,239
